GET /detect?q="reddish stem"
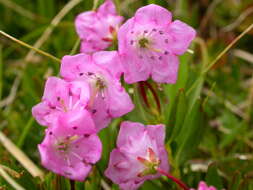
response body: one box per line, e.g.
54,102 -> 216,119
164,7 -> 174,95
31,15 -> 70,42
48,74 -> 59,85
138,82 -> 150,108
144,81 -> 161,113
157,168 -> 189,190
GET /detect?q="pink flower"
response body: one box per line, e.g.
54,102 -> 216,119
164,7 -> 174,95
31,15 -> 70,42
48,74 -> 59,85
105,121 -> 169,190
190,181 -> 217,190
38,112 -> 102,181
32,77 -> 91,127
60,52 -> 134,131
118,4 -> 196,84
75,0 -> 123,53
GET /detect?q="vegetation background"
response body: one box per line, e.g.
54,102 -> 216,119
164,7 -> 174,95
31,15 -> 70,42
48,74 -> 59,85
0,0 -> 253,189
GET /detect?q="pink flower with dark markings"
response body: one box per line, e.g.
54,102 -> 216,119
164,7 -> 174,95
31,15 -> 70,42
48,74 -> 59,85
105,121 -> 169,190
38,112 -> 101,181
32,77 -> 90,127
190,181 -> 217,190
60,52 -> 134,131
118,4 -> 196,84
75,0 -> 123,53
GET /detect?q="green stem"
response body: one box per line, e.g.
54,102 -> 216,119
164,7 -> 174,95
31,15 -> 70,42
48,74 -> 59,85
0,30 -> 61,63
70,38 -> 81,55
0,45 -> 2,100
17,117 -> 34,148
187,23 -> 253,95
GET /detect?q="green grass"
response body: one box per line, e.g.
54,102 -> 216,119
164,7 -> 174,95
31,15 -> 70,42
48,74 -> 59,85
1,0 -> 253,189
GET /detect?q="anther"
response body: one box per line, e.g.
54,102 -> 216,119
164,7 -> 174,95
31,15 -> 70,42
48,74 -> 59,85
165,39 -> 169,43
79,73 -> 84,76
159,31 -> 164,35
164,51 -> 168,55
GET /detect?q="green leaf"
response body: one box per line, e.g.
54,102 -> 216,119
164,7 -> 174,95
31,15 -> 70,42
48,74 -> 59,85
169,89 -> 188,142
174,99 -> 204,165
205,163 -> 223,190
229,171 -> 242,190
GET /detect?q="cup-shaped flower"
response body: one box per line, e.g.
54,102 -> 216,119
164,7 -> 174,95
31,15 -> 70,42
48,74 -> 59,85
32,77 -> 90,127
38,111 -> 102,181
118,4 -> 196,84
190,181 -> 217,190
75,0 -> 123,53
60,52 -> 134,131
105,121 -> 169,190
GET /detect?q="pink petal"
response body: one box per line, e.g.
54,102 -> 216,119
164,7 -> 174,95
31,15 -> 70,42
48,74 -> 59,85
167,20 -> 196,55
151,53 -> 179,83
32,102 -> 54,126
58,109 -> 97,134
60,54 -> 91,81
117,121 -> 145,147
134,4 -> 172,25
74,134 -> 102,164
42,77 -> 69,104
98,0 -> 117,16
107,83 -> 134,118
146,124 -> 166,147
93,51 -> 123,79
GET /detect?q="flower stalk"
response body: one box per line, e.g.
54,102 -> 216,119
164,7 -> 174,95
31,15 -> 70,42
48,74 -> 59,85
157,168 -> 189,190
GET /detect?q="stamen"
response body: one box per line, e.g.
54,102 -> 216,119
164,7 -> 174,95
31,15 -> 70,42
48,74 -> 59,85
72,100 -> 81,110
79,73 -> 84,76
164,51 -> 169,55
101,90 -> 105,99
69,95 -> 73,109
159,31 -> 164,35
102,37 -> 113,42
71,151 -> 83,161
147,46 -> 162,53
60,99 -> 68,112
165,39 -> 169,43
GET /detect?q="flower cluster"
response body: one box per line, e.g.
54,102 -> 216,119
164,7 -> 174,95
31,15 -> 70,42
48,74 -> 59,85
32,0 -> 202,189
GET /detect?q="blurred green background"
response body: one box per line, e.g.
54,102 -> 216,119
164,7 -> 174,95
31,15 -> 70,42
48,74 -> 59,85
0,0 -> 253,189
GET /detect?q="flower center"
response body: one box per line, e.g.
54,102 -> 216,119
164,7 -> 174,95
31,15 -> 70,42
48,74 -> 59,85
96,77 -> 107,91
55,135 -> 79,152
138,37 -> 149,48
137,147 -> 161,177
